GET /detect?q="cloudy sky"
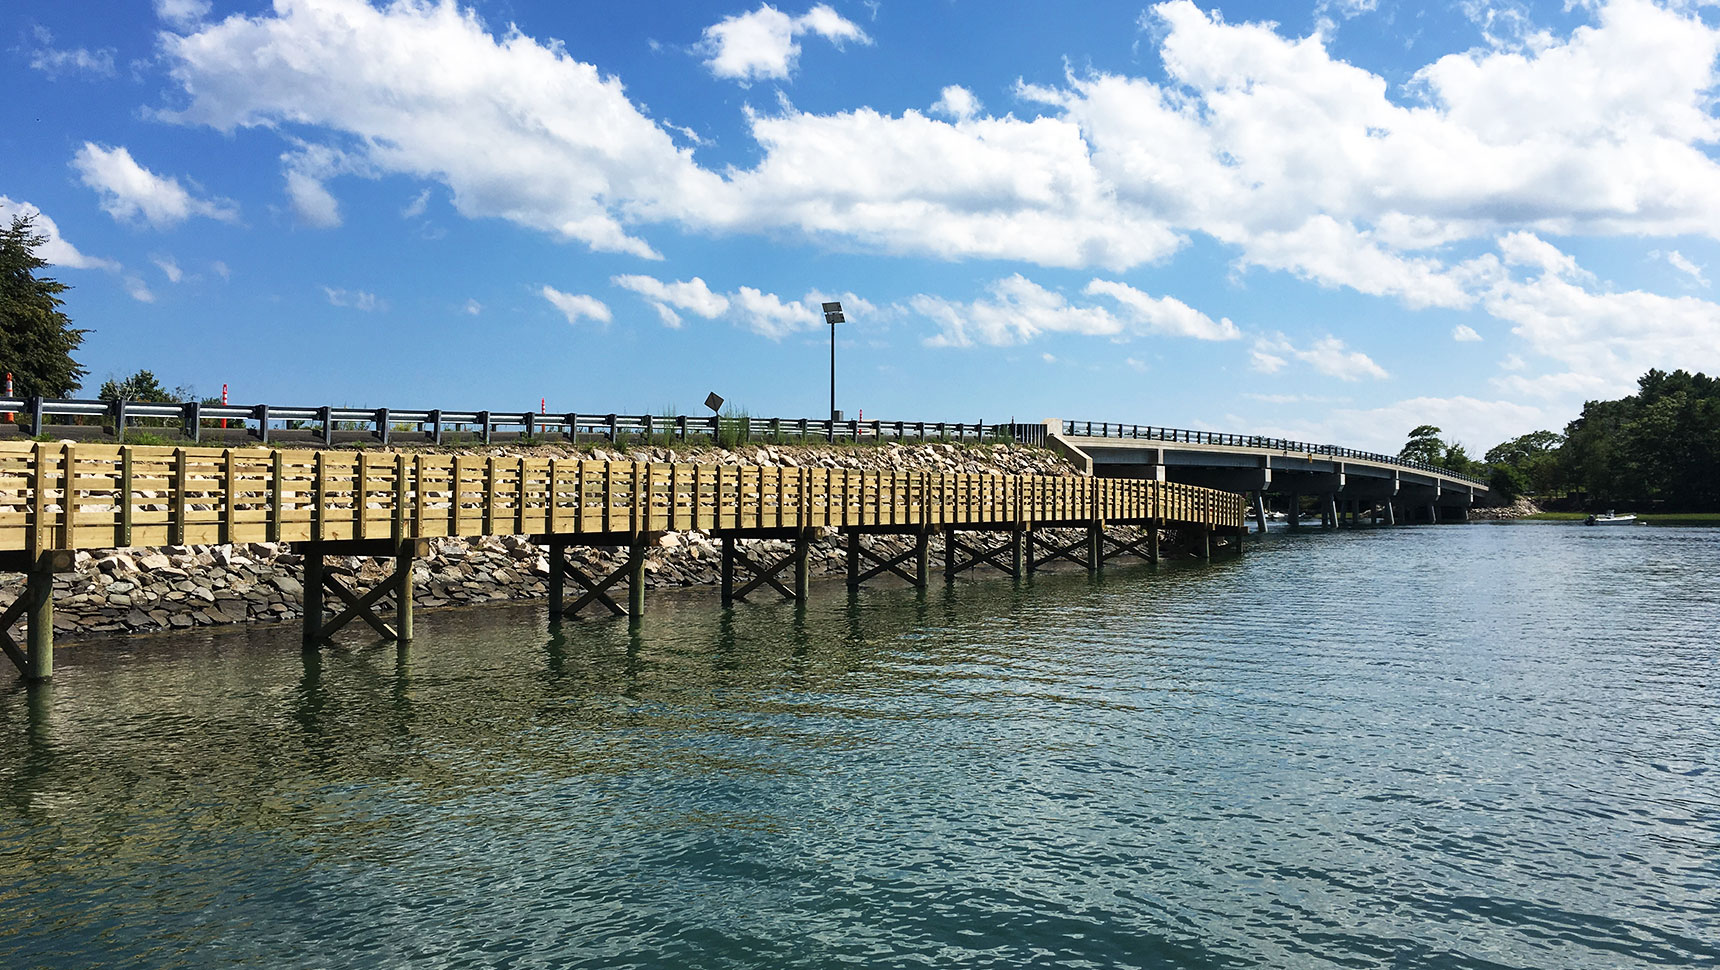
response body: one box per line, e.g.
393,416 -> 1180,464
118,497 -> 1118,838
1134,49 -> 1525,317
5,0 -> 1719,453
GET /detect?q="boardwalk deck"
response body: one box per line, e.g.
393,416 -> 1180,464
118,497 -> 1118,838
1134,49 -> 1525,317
0,441 -> 1246,680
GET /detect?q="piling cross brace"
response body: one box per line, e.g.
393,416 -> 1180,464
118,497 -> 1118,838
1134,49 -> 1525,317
1026,528 -> 1089,572
547,537 -> 652,619
845,529 -> 929,589
944,528 -> 1018,580
1099,527 -> 1158,564
0,550 -> 73,681
300,539 -> 425,647
719,533 -> 810,606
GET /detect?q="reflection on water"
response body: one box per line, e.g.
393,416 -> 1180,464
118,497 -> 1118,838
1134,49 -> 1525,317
2,523 -> 1717,969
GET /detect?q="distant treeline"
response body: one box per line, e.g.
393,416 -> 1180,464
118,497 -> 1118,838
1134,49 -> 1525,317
1406,370 -> 1720,510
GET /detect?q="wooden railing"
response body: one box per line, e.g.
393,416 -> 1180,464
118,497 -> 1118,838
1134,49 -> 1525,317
0,442 -> 1245,555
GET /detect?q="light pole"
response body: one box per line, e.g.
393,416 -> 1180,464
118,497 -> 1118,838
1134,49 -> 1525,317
822,301 -> 844,427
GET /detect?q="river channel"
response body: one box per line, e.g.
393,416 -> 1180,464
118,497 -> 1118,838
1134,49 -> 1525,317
2,522 -> 1715,968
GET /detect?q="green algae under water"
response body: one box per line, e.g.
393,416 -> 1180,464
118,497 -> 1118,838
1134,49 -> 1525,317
2,521 -> 1716,969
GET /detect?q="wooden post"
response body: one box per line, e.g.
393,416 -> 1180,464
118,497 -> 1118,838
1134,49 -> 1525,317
1200,526 -> 1212,559
846,531 -> 860,589
794,531 -> 811,601
1087,522 -> 1102,573
1010,525 -> 1023,580
302,548 -> 324,648
395,540 -> 415,642
944,528 -> 958,582
721,536 -> 735,607
549,539 -> 566,613
1148,521 -> 1160,563
24,558 -> 54,681
914,529 -> 930,589
628,535 -> 646,619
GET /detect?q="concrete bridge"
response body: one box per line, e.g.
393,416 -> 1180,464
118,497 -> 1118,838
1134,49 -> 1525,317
1048,420 -> 1489,528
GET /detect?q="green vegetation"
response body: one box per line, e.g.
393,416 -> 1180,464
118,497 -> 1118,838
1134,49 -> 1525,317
1,215 -> 88,398
1410,368 -> 1720,511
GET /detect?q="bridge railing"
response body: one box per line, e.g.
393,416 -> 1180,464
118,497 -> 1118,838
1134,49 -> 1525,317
0,440 -> 1245,554
1061,420 -> 1488,485
0,396 -> 1049,449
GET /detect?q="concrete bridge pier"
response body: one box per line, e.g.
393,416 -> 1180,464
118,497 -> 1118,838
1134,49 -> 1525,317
0,550 -> 74,682
1251,492 -> 1268,534
1288,493 -> 1301,529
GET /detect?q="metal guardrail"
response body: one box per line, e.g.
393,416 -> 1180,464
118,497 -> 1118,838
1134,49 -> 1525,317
1061,420 -> 1488,486
0,396 -> 1043,448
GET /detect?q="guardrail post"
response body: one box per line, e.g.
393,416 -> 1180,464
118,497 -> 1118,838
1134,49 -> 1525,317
29,396 -> 42,438
478,411 -> 492,444
376,408 -> 391,445
642,413 -> 653,442
677,415 -> 688,441
111,398 -> 127,441
429,409 -> 443,445
318,406 -> 333,446
255,404 -> 270,445
182,401 -> 201,443
607,414 -> 618,443
565,412 -> 579,443
524,411 -> 536,441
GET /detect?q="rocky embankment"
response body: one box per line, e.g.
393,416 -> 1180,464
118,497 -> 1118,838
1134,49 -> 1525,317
3,441 -> 1156,643
1468,498 -> 1543,520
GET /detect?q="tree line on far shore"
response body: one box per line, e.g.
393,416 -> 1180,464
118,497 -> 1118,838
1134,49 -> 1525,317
1400,369 -> 1720,511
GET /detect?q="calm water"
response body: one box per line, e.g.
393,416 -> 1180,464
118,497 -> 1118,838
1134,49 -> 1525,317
2,523 -> 1716,969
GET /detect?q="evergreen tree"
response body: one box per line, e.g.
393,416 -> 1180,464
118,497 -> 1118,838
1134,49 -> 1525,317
0,215 -> 88,398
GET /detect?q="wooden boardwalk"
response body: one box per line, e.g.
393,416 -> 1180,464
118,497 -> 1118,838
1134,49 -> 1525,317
1,441 -> 1246,680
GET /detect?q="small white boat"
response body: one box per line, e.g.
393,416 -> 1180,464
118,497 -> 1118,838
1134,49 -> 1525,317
1585,511 -> 1637,526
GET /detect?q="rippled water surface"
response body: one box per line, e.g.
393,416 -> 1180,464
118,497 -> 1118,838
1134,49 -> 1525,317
2,522 -> 1717,969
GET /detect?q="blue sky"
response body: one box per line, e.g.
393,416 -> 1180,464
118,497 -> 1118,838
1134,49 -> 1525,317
5,0 -> 1719,453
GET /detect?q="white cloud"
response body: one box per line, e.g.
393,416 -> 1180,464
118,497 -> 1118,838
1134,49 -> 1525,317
403,189 -> 431,219
0,197 -> 118,271
1252,333 -> 1390,380
124,276 -> 156,303
612,275 -> 730,328
286,172 -> 341,228
701,4 -> 870,82
914,275 -> 1125,348
611,274 -> 859,338
1452,324 -> 1483,341
1659,249 -> 1710,287
462,298 -> 483,315
930,85 -> 982,121
162,0 -> 714,259
155,0 -> 212,29
72,143 -> 238,229
899,274 -> 1241,349
27,28 -> 116,78
152,255 -> 184,283
1084,279 -> 1241,340
540,285 -> 611,326
1262,395 -> 1551,454
324,287 -> 386,312
155,0 -> 1720,298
